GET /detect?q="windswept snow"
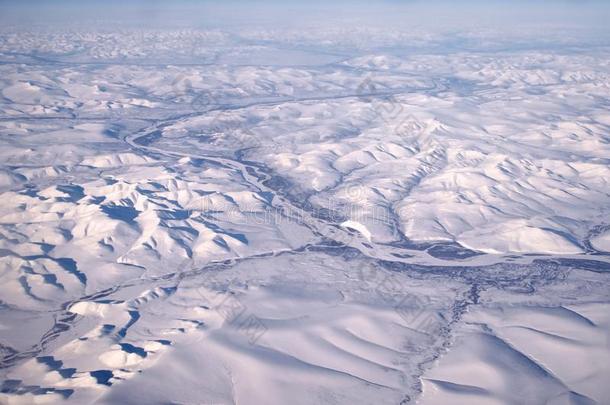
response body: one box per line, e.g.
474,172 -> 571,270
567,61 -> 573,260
0,1 -> 609,404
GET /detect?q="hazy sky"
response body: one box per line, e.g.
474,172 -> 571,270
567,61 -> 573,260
1,0 -> 609,51
2,0 -> 610,25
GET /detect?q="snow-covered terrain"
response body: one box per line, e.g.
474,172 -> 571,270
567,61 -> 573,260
0,1 -> 609,404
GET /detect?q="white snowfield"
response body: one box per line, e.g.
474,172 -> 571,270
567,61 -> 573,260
1,2 -> 609,405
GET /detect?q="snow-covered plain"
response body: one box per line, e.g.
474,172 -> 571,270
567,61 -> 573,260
0,2 -> 609,404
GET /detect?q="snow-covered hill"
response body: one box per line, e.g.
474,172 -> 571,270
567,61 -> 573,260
1,2 -> 609,404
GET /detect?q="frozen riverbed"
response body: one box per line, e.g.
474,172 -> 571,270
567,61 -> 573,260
1,1 -> 609,404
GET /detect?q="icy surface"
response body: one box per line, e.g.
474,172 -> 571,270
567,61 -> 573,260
0,2 -> 609,404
